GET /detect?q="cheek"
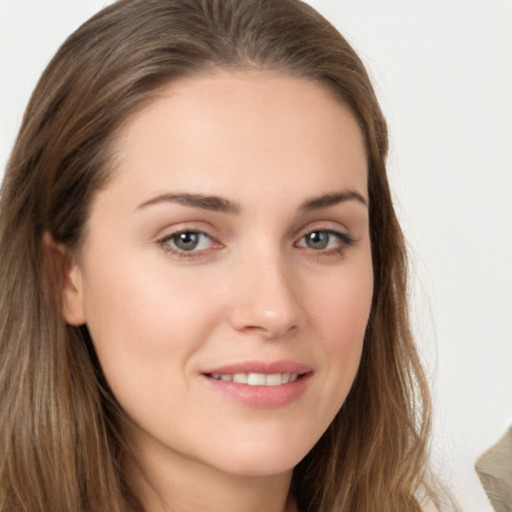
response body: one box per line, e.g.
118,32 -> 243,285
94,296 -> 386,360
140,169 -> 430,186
79,258 -> 231,437
80,252 -> 225,389
316,261 -> 373,348
309,261 -> 373,409
83,249 -> 218,335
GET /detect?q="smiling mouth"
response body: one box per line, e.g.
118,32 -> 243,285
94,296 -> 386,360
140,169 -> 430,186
205,372 -> 304,386
201,365 -> 313,407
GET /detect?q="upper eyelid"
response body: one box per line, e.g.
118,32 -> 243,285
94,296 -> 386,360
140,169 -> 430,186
154,223 -> 219,242
293,221 -> 351,240
159,229 -> 211,241
156,230 -> 218,249
154,227 -> 214,251
155,230 -> 220,259
153,219 -> 355,245
296,228 -> 355,245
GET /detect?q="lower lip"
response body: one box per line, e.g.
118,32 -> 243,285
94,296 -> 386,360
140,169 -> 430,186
201,373 -> 312,408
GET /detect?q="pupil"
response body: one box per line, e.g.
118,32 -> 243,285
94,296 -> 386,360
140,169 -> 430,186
307,231 -> 328,249
175,232 -> 199,250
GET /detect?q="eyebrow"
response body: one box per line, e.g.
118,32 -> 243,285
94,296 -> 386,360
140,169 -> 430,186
136,189 -> 367,214
136,193 -> 240,213
300,190 -> 368,211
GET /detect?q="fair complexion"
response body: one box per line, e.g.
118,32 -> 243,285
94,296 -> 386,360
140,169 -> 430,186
62,71 -> 373,512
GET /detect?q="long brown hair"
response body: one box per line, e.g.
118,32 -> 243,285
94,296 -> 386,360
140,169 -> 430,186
1,1 -> 442,510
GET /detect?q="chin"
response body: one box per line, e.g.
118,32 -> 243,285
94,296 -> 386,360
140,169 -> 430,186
203,432 -> 317,478
214,455 -> 298,478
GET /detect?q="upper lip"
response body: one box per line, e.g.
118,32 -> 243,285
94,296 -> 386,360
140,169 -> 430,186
201,360 -> 313,375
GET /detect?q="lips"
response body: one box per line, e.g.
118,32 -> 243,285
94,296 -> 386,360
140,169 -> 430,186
201,360 -> 313,408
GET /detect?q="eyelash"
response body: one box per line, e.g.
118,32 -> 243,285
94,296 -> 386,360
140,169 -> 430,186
156,227 -> 355,259
156,230 -> 221,259
295,229 -> 355,256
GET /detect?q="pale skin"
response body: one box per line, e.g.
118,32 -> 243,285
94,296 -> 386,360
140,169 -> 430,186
60,70 -> 373,512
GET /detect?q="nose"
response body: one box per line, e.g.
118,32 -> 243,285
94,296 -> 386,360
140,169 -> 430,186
229,252 -> 304,339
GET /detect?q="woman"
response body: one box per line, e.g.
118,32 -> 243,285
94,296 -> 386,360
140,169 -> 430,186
0,1 -> 445,511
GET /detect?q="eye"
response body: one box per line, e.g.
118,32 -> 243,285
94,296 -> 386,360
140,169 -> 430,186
296,229 -> 354,251
158,230 -> 215,254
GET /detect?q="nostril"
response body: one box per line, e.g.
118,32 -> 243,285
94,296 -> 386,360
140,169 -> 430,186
238,323 -> 298,339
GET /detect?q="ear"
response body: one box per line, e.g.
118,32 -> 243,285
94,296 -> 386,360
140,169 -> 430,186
42,232 -> 86,326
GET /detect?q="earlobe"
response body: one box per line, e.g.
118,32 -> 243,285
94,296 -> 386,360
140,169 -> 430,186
42,232 -> 86,326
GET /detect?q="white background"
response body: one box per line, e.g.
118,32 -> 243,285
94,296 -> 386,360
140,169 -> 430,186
1,1 -> 511,511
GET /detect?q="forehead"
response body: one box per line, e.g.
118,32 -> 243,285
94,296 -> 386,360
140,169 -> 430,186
103,70 -> 368,208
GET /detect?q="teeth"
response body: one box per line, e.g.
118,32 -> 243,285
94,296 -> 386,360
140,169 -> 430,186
210,372 -> 300,385
247,373 -> 266,385
233,373 -> 247,384
265,373 -> 282,386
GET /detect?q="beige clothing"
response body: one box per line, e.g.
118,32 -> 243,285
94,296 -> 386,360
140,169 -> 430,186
476,425 -> 512,512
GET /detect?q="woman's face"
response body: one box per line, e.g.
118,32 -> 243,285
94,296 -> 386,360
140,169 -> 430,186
64,71 -> 373,478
